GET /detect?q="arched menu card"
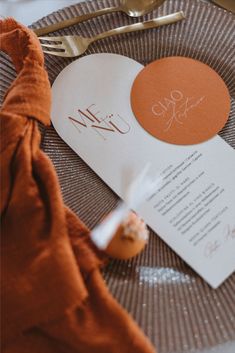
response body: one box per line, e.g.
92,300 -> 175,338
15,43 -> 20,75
51,53 -> 235,288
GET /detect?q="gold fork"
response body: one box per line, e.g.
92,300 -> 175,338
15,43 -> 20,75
39,11 -> 185,58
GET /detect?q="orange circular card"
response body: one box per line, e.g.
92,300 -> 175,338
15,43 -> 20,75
131,57 -> 230,145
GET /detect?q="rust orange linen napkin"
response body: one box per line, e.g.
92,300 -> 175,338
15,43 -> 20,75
0,19 -> 156,353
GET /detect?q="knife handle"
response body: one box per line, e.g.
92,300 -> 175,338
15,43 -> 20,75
33,6 -> 119,36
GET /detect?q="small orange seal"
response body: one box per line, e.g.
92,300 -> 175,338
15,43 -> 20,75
105,212 -> 149,260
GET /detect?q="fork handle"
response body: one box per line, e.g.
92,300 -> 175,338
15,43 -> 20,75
92,11 -> 185,42
33,6 -> 120,36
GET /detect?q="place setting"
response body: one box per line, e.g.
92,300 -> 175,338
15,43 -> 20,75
1,0 -> 235,352
39,0 -> 234,350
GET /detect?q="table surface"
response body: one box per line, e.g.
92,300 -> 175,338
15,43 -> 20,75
1,1 -> 234,353
0,0 -> 84,25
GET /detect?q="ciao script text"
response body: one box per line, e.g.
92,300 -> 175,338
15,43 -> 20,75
151,90 -> 205,132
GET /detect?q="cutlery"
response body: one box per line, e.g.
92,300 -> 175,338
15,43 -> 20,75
40,12 -> 184,58
33,0 -> 167,36
211,0 -> 235,13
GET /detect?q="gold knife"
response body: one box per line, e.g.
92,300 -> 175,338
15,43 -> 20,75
211,0 -> 235,13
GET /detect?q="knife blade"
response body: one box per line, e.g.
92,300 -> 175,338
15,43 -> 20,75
211,0 -> 235,13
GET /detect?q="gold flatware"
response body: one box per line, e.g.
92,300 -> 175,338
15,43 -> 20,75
211,0 -> 235,13
39,11 -> 185,58
33,0 -> 167,36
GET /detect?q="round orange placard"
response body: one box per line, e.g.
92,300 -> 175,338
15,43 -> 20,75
131,57 -> 230,145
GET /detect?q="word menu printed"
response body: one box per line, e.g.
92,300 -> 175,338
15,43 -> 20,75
51,54 -> 235,288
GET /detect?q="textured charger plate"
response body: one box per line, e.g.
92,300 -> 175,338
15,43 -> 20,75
1,0 -> 235,352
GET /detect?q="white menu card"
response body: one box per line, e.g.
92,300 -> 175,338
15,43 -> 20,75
51,54 -> 235,288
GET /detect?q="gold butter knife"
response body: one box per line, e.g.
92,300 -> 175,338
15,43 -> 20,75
211,0 -> 235,13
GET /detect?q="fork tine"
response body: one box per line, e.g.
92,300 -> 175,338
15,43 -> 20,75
38,36 -> 64,42
42,49 -> 71,57
40,43 -> 64,49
